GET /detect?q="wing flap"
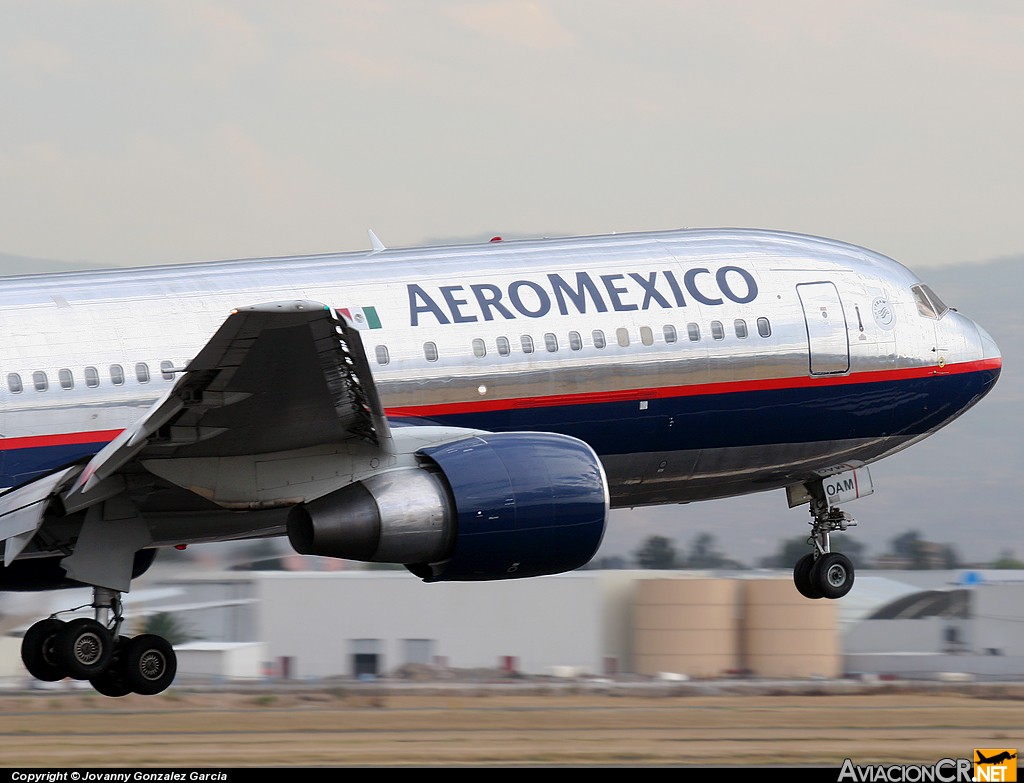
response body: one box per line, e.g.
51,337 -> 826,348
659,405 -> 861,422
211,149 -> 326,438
0,466 -> 81,564
61,300 -> 391,513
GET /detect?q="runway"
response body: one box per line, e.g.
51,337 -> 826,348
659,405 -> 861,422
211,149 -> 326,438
0,683 -> 1019,767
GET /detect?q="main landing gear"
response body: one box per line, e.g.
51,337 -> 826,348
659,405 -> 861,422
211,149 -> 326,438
792,495 -> 857,600
19,587 -> 177,696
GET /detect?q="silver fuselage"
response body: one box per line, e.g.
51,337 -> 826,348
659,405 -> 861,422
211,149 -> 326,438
0,228 -> 1001,518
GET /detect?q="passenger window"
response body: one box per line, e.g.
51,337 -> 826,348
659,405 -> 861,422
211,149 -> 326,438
85,366 -> 100,387
663,325 -> 678,344
7,373 -> 22,394
33,371 -> 48,392
136,362 -> 150,383
160,360 -> 176,380
616,328 -> 630,347
496,336 -> 511,356
374,345 -> 390,366
734,319 -> 748,338
568,331 -> 582,351
544,333 -> 558,352
424,342 -> 438,362
58,368 -> 74,390
687,323 -> 701,341
472,338 -> 486,358
757,317 -> 771,338
521,335 -> 534,354
711,321 -> 725,340
592,330 -> 606,349
110,364 -> 125,386
640,326 -> 654,346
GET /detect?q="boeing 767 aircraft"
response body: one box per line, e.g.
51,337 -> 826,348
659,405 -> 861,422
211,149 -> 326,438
0,227 -> 1001,696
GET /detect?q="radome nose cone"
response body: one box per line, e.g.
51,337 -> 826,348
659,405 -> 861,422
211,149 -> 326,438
976,322 -> 1001,364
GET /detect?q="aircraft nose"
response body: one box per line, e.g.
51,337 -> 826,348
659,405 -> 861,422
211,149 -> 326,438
975,321 -> 1001,364
968,317 -> 1002,402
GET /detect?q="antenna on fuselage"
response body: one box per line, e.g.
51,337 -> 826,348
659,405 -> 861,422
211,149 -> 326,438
367,229 -> 386,254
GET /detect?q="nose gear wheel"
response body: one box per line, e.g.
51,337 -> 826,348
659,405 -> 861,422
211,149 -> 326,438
791,490 -> 858,600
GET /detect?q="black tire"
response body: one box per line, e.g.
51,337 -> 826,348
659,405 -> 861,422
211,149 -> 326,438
21,618 -> 67,682
811,552 -> 855,599
122,634 -> 177,695
54,618 -> 114,679
89,667 -> 133,697
793,553 -> 823,599
89,636 -> 132,697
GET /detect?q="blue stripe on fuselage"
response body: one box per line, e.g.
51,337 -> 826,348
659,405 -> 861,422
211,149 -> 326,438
1,441 -> 109,490
0,368 -> 999,489
394,368 -> 1000,456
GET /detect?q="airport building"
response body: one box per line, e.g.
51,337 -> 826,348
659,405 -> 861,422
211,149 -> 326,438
161,569 -> 840,680
3,567 -> 1024,685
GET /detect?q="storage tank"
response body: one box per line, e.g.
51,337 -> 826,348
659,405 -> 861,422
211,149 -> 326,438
742,578 -> 839,678
633,577 -> 740,678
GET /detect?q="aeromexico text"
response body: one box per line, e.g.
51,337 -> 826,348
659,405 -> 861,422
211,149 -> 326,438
408,266 -> 759,326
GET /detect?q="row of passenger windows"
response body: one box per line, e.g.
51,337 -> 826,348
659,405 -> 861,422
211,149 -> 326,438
10,316 -> 774,386
7,361 -> 178,393
376,317 -> 773,365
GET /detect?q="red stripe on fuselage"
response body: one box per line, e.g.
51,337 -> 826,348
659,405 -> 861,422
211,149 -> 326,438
0,429 -> 124,451
384,358 -> 1002,418
0,358 -> 1000,449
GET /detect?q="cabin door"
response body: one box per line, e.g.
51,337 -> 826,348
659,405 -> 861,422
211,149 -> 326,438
797,282 -> 850,375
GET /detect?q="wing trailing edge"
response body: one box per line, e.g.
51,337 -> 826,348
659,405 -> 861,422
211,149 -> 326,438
3,301 -> 394,549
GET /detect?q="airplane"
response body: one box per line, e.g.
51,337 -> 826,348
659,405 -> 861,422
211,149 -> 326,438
977,751 -> 1017,765
0,226 -> 1001,697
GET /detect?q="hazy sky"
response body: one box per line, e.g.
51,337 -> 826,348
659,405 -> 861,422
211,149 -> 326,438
2,1 -> 1023,270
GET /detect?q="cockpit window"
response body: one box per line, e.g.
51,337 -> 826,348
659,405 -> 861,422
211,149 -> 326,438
912,284 -> 949,319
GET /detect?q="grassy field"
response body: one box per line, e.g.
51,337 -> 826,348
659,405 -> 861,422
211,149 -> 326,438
0,682 -> 1020,767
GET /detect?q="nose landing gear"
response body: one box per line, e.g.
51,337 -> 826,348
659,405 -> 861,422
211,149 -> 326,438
792,496 -> 857,600
19,587 -> 177,697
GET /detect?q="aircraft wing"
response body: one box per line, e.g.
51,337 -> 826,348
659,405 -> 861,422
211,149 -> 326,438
0,296 -> 608,592
13,301 -> 391,520
0,466 -> 82,565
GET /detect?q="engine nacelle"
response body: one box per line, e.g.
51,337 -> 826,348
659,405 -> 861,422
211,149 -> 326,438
286,432 -> 609,581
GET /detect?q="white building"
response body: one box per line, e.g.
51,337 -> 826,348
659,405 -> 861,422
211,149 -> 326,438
171,569 -> 640,680
6,566 -> 1024,685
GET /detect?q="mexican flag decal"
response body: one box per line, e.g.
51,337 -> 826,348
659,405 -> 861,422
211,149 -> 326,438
337,306 -> 382,330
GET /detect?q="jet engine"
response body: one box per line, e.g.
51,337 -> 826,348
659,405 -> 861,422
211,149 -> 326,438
286,432 -> 609,581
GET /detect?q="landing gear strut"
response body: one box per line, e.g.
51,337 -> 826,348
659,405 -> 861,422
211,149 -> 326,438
792,495 -> 857,600
19,587 -> 177,697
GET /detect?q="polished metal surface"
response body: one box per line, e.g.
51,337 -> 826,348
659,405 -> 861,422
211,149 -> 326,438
288,468 -> 451,563
0,227 -> 1002,565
